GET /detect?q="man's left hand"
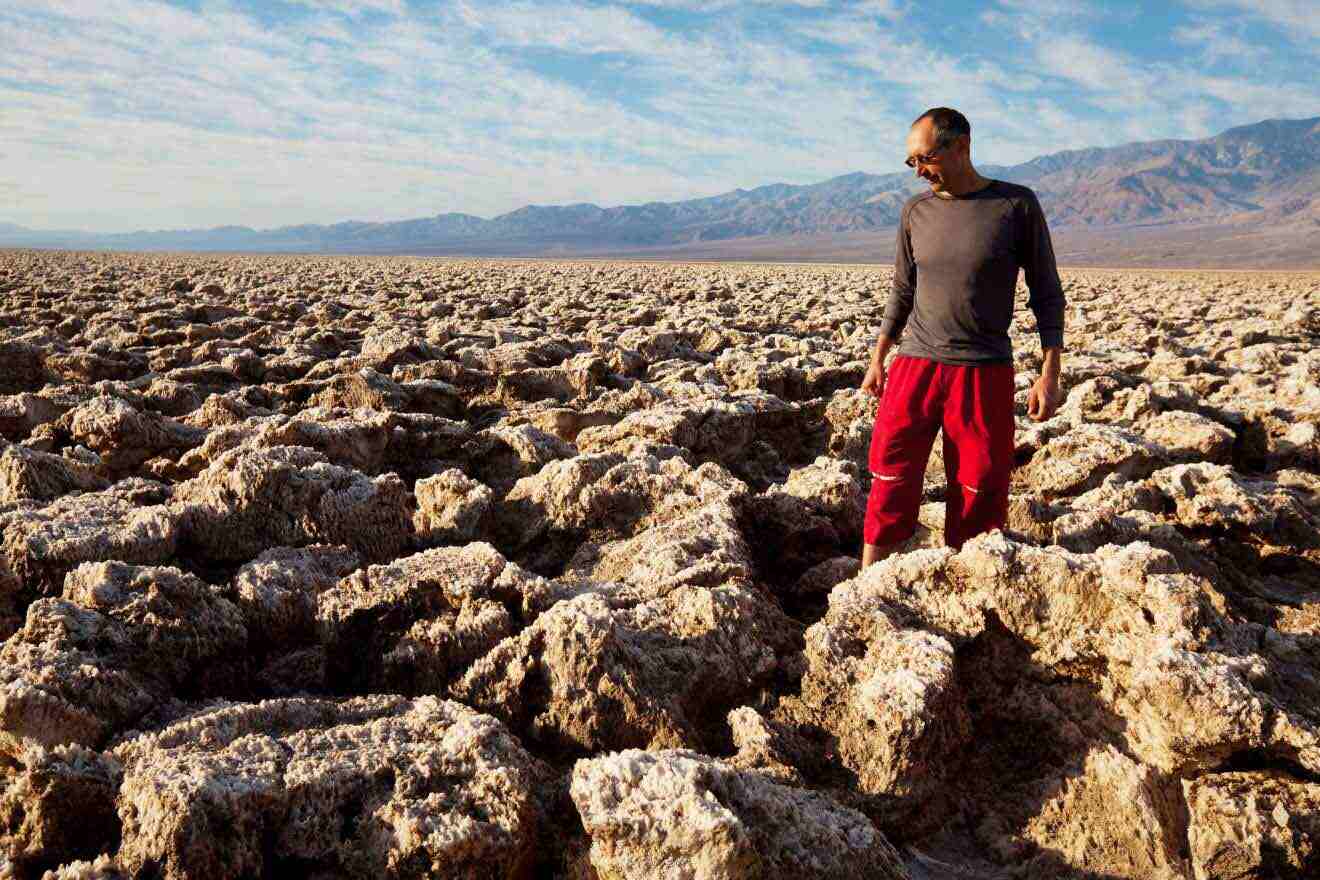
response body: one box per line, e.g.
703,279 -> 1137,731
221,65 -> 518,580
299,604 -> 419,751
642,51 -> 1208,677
1026,374 -> 1061,422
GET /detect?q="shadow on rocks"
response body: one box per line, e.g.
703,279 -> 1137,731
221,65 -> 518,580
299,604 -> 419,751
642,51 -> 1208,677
932,613 -> 1190,875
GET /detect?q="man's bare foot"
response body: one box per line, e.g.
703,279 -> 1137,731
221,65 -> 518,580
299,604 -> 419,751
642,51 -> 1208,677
861,542 -> 900,568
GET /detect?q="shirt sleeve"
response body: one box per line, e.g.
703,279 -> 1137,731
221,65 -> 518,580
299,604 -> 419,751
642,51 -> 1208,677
879,203 -> 916,341
1018,190 -> 1066,350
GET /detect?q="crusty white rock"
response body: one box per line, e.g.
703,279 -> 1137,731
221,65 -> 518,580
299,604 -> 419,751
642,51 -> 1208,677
171,444 -> 413,563
0,561 -> 246,755
453,583 -> 797,753
1184,771 -> 1320,879
112,696 -> 542,880
570,749 -> 907,880
0,480 -> 177,635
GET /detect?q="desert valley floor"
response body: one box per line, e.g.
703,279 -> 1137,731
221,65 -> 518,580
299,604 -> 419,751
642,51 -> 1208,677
1,251 -> 1318,879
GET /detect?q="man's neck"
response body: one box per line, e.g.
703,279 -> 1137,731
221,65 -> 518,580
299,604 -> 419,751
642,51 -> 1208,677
936,167 -> 990,198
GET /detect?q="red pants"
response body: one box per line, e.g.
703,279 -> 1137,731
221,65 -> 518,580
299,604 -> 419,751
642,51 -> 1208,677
864,355 -> 1015,550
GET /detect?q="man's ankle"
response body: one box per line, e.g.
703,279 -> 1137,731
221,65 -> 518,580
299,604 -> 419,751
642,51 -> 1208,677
861,541 -> 901,567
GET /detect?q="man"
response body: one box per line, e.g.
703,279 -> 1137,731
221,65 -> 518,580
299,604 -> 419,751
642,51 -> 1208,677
859,107 -> 1065,566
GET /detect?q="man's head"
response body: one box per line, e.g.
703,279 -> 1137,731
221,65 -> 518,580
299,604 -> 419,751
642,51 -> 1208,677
906,107 -> 972,194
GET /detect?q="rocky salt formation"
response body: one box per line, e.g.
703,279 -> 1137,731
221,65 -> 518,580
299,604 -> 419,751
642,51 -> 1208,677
739,455 -> 868,586
782,532 -> 1320,876
452,580 -> 799,754
111,696 -> 543,879
0,253 -> 1316,877
0,391 -> 80,443
576,392 -> 822,489
0,744 -> 121,874
36,856 -> 128,880
0,561 -> 246,753
570,749 -> 906,879
0,481 -> 177,637
315,542 -> 550,696
170,444 -> 413,563
0,444 -> 108,504
489,450 -> 749,575
175,407 -> 474,481
230,543 -> 362,694
1014,423 -> 1165,497
1183,772 -> 1320,878
413,468 -> 493,545
24,396 -> 205,479
233,543 -> 362,648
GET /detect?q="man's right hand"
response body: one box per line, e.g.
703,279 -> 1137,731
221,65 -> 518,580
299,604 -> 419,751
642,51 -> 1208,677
861,360 -> 886,398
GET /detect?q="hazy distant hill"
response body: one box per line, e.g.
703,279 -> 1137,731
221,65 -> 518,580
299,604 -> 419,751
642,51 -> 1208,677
4,116 -> 1318,264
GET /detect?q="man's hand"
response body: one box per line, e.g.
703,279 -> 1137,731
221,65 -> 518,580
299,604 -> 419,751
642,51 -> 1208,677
1028,346 -> 1063,421
861,360 -> 887,398
862,335 -> 894,398
1026,373 -> 1060,421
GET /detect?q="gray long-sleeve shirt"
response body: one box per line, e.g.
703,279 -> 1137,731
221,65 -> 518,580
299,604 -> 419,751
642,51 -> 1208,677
879,180 -> 1065,365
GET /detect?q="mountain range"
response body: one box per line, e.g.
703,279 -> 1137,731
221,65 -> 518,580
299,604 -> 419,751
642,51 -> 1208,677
4,116 -> 1318,266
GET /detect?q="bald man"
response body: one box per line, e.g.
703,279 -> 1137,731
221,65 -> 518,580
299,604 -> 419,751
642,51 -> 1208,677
859,107 -> 1065,565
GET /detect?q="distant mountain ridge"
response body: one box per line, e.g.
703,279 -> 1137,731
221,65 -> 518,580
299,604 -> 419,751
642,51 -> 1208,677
4,116 -> 1318,256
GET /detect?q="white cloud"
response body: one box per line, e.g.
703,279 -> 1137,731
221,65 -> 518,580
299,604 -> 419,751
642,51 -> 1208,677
994,0 -> 1097,13
859,0 -> 904,16
1034,34 -> 1150,93
3,1 -> 887,229
286,0 -> 406,15
983,3 -> 1317,152
623,0 -> 833,9
1183,0 -> 1320,43
0,0 -> 1315,232
1172,19 -> 1268,63
457,2 -> 676,56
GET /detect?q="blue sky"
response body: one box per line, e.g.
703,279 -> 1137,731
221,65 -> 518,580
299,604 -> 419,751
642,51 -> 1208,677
3,0 -> 1317,232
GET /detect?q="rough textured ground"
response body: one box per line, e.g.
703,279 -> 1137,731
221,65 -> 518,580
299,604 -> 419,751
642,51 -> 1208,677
0,250 -> 1318,879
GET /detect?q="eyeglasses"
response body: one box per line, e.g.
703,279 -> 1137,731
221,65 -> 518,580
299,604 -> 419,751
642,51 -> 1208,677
905,143 -> 949,168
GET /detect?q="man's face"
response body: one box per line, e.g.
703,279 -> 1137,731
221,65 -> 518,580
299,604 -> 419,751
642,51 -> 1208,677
906,118 -> 963,193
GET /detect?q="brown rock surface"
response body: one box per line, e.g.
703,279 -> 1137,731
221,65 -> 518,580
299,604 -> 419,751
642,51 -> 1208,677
0,744 -> 121,873
233,543 -> 362,648
1015,423 -> 1165,496
489,451 -> 747,574
570,749 -> 907,880
315,543 -> 547,695
0,480 -> 177,637
0,444 -> 108,504
413,468 -> 493,545
1183,771 -> 1320,879
37,856 -> 128,880
0,341 -> 50,394
171,444 -> 413,563
0,392 -> 79,442
112,696 -> 542,880
453,583 -> 798,753
30,396 -> 204,479
564,499 -> 753,595
0,561 -> 246,753
179,407 -> 472,481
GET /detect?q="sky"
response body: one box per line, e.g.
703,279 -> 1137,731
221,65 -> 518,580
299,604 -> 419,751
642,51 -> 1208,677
2,0 -> 1317,232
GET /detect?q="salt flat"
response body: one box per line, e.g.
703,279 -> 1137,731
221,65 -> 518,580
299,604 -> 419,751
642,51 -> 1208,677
1,250 -> 1318,879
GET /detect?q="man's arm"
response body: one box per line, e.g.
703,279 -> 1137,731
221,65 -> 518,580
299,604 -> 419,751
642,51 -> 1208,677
1020,192 -> 1065,420
862,208 -> 915,398
879,204 -> 916,345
